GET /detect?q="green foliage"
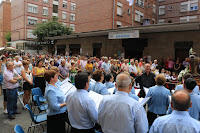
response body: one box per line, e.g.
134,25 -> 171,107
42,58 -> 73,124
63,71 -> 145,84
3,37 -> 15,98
5,32 -> 11,42
33,19 -> 72,42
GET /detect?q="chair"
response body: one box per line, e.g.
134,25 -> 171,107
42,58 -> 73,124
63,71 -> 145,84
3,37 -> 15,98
32,87 -> 46,103
25,104 -> 47,133
14,125 -> 24,133
33,95 -> 48,113
17,91 -> 25,108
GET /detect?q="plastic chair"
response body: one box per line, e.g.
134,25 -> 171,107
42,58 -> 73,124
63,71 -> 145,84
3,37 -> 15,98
14,125 -> 24,133
31,87 -> 46,103
25,104 -> 47,133
33,95 -> 48,113
17,91 -> 25,108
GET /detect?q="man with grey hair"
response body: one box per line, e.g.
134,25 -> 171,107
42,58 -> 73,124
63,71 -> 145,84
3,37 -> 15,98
98,73 -> 148,133
14,56 -> 22,75
58,59 -> 69,82
150,90 -> 200,133
4,61 -> 22,119
101,57 -> 110,74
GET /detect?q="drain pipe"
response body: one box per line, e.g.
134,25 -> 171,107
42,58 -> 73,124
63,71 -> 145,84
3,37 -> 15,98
113,0 -> 115,29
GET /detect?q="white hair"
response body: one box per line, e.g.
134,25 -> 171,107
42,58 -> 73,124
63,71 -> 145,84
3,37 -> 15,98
116,73 -> 131,89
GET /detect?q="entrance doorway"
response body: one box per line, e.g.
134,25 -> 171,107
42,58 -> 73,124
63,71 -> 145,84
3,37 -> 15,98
57,45 -> 66,55
69,44 -> 81,56
122,38 -> 148,59
93,43 -> 102,58
174,41 -> 193,62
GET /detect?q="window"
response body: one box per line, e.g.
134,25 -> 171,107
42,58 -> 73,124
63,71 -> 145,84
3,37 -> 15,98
158,19 -> 165,24
117,2 -> 122,16
135,10 -> 144,22
70,24 -> 75,31
180,17 -> 187,22
70,13 -> 75,21
63,0 -> 67,8
43,0 -> 48,3
117,21 -> 122,28
71,3 -> 76,10
27,29 -> 37,39
180,2 -> 188,12
43,7 -> 48,15
53,5 -> 58,13
189,16 -> 197,21
180,16 -> 198,22
190,0 -> 198,11
136,0 -> 144,7
28,4 -> 38,13
153,4 -> 156,14
42,19 -> 48,22
63,23 -> 66,26
148,3 -> 151,7
28,17 -> 37,25
62,11 -> 67,19
159,6 -> 165,15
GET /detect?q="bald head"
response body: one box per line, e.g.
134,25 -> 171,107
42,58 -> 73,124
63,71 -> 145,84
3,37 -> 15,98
172,90 -> 191,111
116,73 -> 131,90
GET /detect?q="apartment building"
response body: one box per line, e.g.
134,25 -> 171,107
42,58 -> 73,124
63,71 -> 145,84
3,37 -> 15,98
75,0 -> 157,33
158,0 -> 199,24
11,0 -> 76,54
0,0 -> 11,47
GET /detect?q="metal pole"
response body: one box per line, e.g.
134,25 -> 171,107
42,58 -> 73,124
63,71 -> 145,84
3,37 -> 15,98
113,0 -> 115,29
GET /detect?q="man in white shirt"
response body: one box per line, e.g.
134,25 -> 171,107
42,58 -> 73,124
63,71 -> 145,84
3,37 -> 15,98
129,60 -> 137,77
80,56 -> 87,69
14,56 -> 22,75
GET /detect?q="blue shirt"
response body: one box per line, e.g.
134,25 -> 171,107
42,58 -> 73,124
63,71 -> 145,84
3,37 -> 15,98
146,85 -> 170,114
92,82 -> 109,95
175,84 -> 200,95
55,79 -> 61,88
131,86 -> 135,94
129,92 -> 139,101
45,84 -> 67,116
102,62 -> 110,73
167,92 -> 200,120
66,89 -> 98,129
150,110 -> 200,133
98,91 -> 148,133
104,82 -> 115,89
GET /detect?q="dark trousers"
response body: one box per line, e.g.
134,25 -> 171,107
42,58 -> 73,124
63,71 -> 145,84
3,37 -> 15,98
71,127 -> 95,133
147,111 -> 165,127
35,77 -> 46,96
6,88 -> 18,117
47,113 -> 66,133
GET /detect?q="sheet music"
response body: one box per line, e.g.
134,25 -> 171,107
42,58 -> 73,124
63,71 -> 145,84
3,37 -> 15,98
90,79 -> 96,84
135,89 -> 141,96
89,91 -> 104,109
60,81 -> 76,97
60,78 -> 70,86
144,87 -> 149,95
108,87 -> 115,95
139,97 -> 151,106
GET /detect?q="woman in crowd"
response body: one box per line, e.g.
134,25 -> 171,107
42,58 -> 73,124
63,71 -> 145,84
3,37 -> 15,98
69,61 -> 79,84
33,60 -> 46,95
91,70 -> 109,95
110,59 -> 119,81
174,58 -> 181,74
49,60 -> 54,70
21,61 -> 33,105
50,66 -> 61,87
146,74 -> 171,126
31,57 -> 36,67
44,70 -> 67,133
44,62 -> 49,70
27,59 -> 33,71
85,59 -> 93,74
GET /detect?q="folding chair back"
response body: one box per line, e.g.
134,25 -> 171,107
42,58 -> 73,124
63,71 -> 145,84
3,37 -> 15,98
33,95 -> 42,106
25,104 -> 36,123
32,87 -> 43,97
14,125 -> 25,133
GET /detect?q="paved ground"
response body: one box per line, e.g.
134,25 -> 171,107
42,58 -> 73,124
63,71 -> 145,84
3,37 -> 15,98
0,92 -> 70,133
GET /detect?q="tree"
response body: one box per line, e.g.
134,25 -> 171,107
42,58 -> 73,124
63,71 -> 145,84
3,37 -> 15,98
33,19 -> 72,42
5,32 -> 11,42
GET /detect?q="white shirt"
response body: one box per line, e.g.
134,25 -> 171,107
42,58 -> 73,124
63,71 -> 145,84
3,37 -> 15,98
14,60 -> 22,74
80,60 -> 87,69
129,65 -> 137,74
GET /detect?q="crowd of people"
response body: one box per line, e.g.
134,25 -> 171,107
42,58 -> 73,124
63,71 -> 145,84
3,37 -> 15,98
0,52 -> 200,133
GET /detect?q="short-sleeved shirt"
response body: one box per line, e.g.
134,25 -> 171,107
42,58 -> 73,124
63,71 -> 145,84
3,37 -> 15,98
102,62 -> 110,74
14,60 -> 22,74
3,69 -> 19,89
59,65 -> 69,77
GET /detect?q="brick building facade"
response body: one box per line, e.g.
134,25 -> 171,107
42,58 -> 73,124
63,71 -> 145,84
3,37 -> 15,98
0,0 -> 11,47
76,0 -> 157,33
11,0 -> 76,42
158,0 -> 199,24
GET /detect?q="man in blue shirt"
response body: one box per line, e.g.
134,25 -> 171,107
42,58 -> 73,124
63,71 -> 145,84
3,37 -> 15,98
150,90 -> 200,133
167,78 -> 200,121
98,73 -> 148,133
66,72 -> 98,133
175,73 -> 199,95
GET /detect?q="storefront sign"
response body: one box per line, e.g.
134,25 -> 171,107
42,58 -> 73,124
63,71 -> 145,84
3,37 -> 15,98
109,30 -> 139,39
